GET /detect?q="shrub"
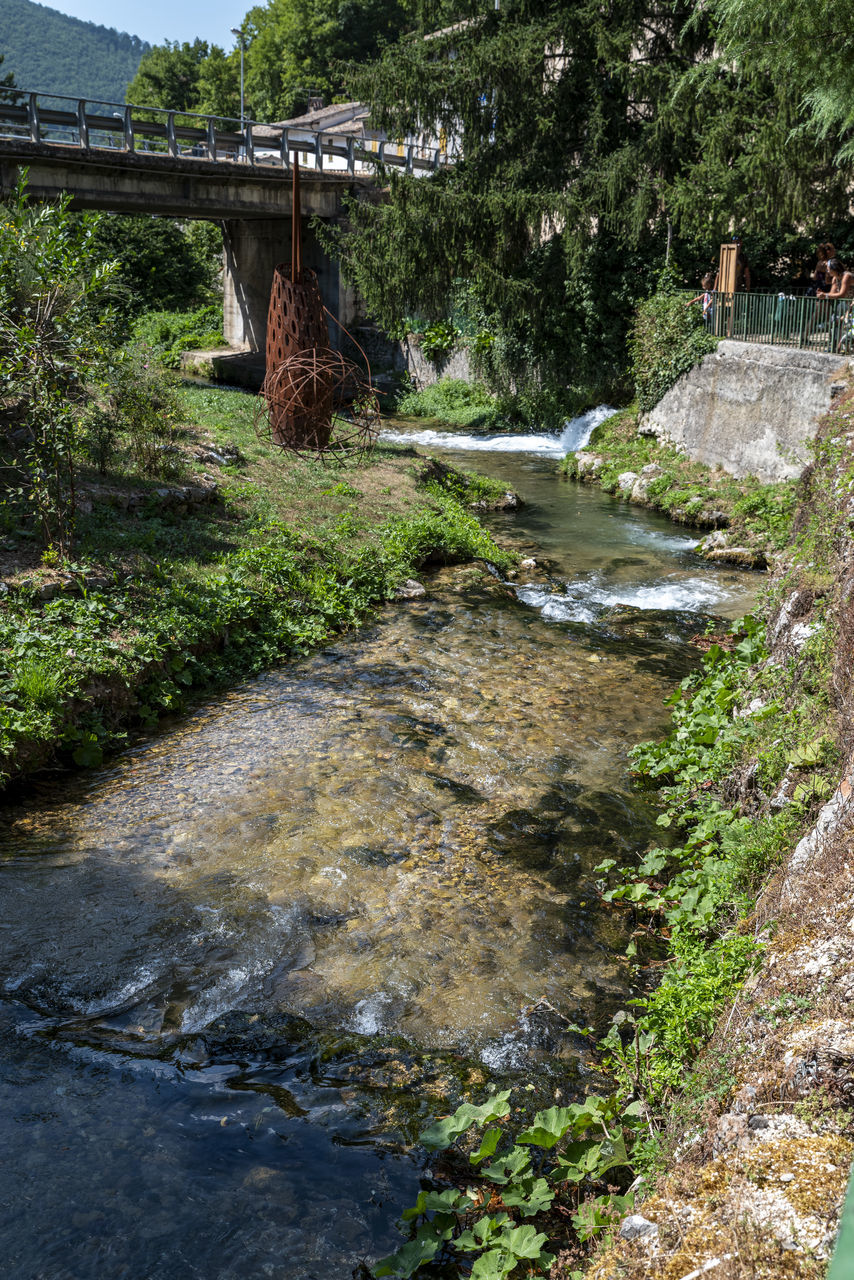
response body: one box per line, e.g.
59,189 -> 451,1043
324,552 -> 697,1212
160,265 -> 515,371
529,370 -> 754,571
0,176 -> 119,551
129,304 -> 224,368
629,289 -> 718,412
396,377 -> 507,430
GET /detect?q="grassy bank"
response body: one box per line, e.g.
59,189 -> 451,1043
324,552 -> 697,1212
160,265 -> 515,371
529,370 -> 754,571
0,384 -> 513,790
562,405 -> 797,567
377,389 -> 854,1279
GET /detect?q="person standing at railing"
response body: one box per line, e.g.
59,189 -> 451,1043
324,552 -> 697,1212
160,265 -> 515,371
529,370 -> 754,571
814,258 -> 854,350
809,242 -> 836,295
686,273 -> 716,328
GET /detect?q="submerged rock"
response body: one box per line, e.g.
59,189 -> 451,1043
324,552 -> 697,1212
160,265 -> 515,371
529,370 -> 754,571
394,579 -> 427,599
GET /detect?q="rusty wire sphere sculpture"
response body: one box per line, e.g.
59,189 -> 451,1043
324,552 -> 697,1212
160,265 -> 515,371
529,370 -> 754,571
256,343 -> 381,459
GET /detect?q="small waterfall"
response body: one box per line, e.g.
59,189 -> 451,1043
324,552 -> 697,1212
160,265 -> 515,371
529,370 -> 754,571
381,403 -> 618,456
558,404 -> 618,453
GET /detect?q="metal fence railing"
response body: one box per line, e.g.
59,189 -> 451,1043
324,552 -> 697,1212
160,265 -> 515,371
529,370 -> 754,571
0,85 -> 447,177
684,289 -> 854,355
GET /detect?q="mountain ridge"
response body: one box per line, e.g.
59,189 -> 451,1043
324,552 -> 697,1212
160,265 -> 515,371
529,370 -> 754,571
0,0 -> 149,102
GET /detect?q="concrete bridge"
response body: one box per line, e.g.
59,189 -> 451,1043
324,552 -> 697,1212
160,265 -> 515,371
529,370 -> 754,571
0,89 -> 443,352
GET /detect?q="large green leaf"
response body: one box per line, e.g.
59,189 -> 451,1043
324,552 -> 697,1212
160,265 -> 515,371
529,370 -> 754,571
515,1105 -> 575,1148
469,1248 -> 517,1280
482,1145 -> 531,1184
419,1091 -> 512,1151
494,1223 -> 550,1259
500,1176 -> 554,1216
470,1125 -> 503,1165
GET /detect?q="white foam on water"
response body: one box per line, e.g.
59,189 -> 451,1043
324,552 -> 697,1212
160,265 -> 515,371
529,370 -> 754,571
350,992 -> 394,1035
381,403 -> 618,457
516,571 -> 736,623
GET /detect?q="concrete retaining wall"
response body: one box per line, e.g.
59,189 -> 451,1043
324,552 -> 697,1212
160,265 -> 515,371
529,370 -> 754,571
351,327 -> 473,387
641,341 -> 851,482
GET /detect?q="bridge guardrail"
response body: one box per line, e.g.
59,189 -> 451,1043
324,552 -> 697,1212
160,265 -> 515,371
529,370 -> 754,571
0,87 -> 446,177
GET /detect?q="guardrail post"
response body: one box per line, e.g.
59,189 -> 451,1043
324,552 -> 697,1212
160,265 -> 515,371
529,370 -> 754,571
405,143 -> 414,175
206,117 -> 216,161
433,146 -> 442,169
279,127 -> 290,169
346,136 -> 355,175
245,123 -> 254,165
123,105 -> 135,152
27,93 -> 40,144
77,99 -> 88,149
378,139 -> 386,165
315,132 -> 323,172
167,111 -> 177,157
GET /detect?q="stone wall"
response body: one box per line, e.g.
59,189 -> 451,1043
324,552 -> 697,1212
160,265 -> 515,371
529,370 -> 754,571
351,327 -> 473,387
641,340 -> 851,482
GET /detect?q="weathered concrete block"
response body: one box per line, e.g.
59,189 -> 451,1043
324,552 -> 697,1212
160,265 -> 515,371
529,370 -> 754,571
642,341 -> 851,482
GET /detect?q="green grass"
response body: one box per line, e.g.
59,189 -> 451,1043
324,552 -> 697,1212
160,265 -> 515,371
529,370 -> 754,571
0,384 -> 512,788
395,378 -> 509,430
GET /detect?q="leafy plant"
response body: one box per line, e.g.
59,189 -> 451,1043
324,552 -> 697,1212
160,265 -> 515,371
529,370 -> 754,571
629,286 -> 718,412
375,1092 -> 639,1278
396,378 -> 506,430
129,304 -> 224,368
0,175 -> 119,551
419,320 -> 461,364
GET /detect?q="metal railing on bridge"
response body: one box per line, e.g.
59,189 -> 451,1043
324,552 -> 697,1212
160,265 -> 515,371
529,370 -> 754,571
684,288 -> 854,356
0,86 -> 447,177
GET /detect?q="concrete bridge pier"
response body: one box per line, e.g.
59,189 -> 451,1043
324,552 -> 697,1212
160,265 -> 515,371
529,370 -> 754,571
222,217 -> 357,353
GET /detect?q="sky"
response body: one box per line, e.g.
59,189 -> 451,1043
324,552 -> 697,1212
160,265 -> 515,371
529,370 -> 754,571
41,0 -> 246,49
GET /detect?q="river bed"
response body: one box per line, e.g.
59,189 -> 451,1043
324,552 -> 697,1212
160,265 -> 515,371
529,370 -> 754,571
0,415 -> 758,1279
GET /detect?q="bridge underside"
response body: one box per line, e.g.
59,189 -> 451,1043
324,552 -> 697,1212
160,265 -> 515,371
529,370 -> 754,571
0,142 -> 365,350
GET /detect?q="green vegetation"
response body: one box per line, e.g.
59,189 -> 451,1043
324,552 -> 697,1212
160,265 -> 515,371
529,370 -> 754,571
628,286 -> 718,413
87,216 -> 221,323
128,0 -> 411,122
0,378 -> 511,787
396,378 -> 506,430
377,1091 -> 641,1278
0,177 -> 121,552
0,0 -> 147,100
130,304 -> 225,367
322,0 -> 851,415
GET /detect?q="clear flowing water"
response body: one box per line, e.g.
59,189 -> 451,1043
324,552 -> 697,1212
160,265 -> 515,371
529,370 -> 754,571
0,418 -> 758,1279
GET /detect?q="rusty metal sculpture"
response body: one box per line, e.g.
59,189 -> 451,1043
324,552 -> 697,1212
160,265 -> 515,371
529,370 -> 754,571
257,157 -> 380,459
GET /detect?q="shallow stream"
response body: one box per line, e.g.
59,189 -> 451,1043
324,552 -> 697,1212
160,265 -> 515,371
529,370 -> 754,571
0,415 -> 758,1278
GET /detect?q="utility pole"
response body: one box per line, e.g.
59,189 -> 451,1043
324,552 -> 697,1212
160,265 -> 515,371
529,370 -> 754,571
231,27 -> 246,158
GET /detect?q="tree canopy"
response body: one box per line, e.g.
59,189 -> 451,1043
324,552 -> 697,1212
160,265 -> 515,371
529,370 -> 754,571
126,0 -> 411,123
323,0 -> 853,404
0,0 -> 146,101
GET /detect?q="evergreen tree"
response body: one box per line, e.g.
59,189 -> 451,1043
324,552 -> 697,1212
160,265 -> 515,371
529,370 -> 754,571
712,0 -> 854,163
326,0 -> 851,403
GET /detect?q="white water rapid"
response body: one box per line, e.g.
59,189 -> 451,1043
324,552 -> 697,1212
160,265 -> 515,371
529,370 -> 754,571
381,403 -> 619,456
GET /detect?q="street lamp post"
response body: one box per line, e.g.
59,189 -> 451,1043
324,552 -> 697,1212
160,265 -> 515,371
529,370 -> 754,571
231,27 -> 246,158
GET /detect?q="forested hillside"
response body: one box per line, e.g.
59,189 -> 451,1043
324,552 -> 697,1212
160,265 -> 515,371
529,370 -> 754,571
0,0 -> 148,101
